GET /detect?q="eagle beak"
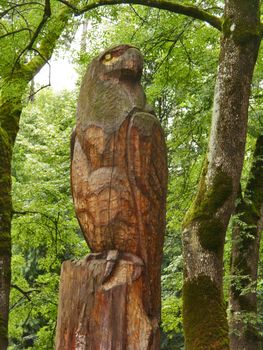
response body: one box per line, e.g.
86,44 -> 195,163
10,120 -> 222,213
121,47 -> 143,80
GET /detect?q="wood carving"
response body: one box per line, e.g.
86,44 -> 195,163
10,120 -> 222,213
56,258 -> 158,349
56,45 -> 167,349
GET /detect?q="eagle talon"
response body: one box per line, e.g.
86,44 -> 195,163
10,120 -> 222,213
102,250 -> 119,284
84,251 -> 106,263
132,265 -> 143,281
120,252 -> 144,281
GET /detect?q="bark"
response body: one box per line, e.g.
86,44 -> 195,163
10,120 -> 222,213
229,135 -> 263,350
0,137 -> 11,350
182,1 -> 261,349
0,4 -> 74,346
0,75 -> 27,349
55,257 -> 160,350
58,0 -> 222,30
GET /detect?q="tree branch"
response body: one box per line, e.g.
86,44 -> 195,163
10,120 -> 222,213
12,209 -> 55,222
11,284 -> 39,301
129,4 -> 146,22
22,3 -> 72,78
0,28 -> 33,39
56,0 -> 77,13
58,0 -> 222,31
0,2 -> 44,19
13,0 -> 51,67
28,83 -> 51,100
13,7 -> 32,36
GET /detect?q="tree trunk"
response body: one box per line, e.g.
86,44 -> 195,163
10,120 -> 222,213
182,1 -> 261,349
229,135 -> 263,350
55,257 -> 159,349
0,77 -> 24,349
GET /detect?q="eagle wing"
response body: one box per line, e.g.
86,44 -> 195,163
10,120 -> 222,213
127,111 -> 168,317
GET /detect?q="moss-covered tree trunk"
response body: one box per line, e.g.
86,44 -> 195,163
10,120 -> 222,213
229,135 -> 263,350
182,1 -> 261,349
0,5 -> 73,347
0,75 -> 27,349
0,128 -> 12,350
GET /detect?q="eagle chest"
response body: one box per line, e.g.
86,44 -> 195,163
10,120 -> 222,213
71,117 -> 147,253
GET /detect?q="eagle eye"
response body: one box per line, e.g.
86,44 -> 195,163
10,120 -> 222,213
104,53 -> 112,61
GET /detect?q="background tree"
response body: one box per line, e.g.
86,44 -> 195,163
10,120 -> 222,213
9,90 -> 86,349
0,1 -> 79,345
226,35 -> 263,350
229,136 -> 263,350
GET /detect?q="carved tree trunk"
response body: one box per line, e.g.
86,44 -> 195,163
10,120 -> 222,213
229,135 -> 263,350
55,257 -> 159,350
56,45 -> 167,350
182,1 -> 261,349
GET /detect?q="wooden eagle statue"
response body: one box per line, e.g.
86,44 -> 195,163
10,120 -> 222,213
71,44 -> 167,318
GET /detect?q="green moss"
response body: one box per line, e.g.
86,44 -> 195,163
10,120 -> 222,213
183,163 -> 233,254
198,219 -> 224,254
184,166 -> 233,225
23,8 -> 71,76
196,171 -> 232,217
222,17 -> 261,44
0,127 -> 12,257
183,275 -> 229,349
0,127 -> 10,154
0,99 -> 21,146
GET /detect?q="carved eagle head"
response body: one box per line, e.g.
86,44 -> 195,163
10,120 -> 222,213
77,44 -> 146,131
89,44 -> 144,82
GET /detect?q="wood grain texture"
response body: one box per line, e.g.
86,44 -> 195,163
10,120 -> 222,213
55,258 -> 157,350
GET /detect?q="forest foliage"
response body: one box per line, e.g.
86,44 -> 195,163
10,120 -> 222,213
0,1 -> 262,349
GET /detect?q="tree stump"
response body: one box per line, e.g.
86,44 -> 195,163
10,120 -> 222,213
55,257 -> 159,350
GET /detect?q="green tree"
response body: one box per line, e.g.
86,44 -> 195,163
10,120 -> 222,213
0,1 -> 78,346
229,135 -> 263,350
9,89 -> 86,349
